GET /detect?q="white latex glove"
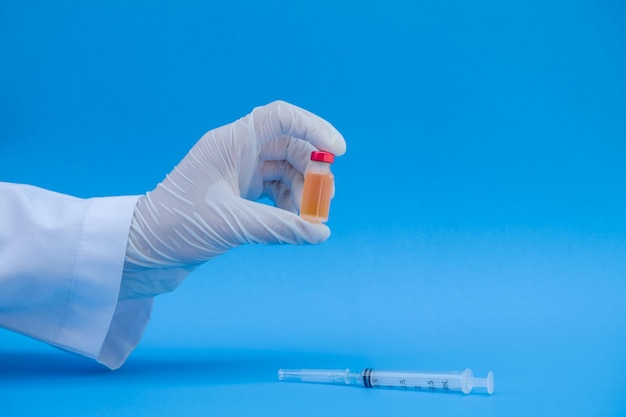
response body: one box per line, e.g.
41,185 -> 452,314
120,101 -> 346,299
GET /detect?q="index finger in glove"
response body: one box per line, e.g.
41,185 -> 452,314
260,134 -> 317,174
252,100 -> 347,157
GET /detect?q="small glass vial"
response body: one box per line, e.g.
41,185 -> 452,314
300,151 -> 335,223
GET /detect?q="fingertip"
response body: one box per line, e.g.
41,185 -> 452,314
239,197 -> 332,245
262,100 -> 347,157
310,113 -> 346,157
279,206 -> 331,244
329,132 -> 347,157
301,221 -> 331,244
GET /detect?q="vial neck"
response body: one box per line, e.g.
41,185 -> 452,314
308,160 -> 331,172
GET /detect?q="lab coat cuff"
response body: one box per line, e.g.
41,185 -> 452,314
62,195 -> 151,367
97,297 -> 154,369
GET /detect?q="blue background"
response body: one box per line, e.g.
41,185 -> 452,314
1,0 -> 625,415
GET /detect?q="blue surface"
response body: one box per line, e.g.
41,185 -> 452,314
1,1 -> 626,416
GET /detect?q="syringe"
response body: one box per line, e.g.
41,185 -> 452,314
278,368 -> 494,395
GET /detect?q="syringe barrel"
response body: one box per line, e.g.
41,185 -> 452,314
361,369 -> 494,395
361,368 -> 472,393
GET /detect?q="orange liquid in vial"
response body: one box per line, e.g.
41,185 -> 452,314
300,171 -> 334,222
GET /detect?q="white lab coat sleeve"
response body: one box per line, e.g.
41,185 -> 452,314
0,182 -> 153,369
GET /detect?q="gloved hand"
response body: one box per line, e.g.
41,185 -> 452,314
120,101 -> 346,299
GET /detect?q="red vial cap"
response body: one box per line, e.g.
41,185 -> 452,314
310,151 -> 335,163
